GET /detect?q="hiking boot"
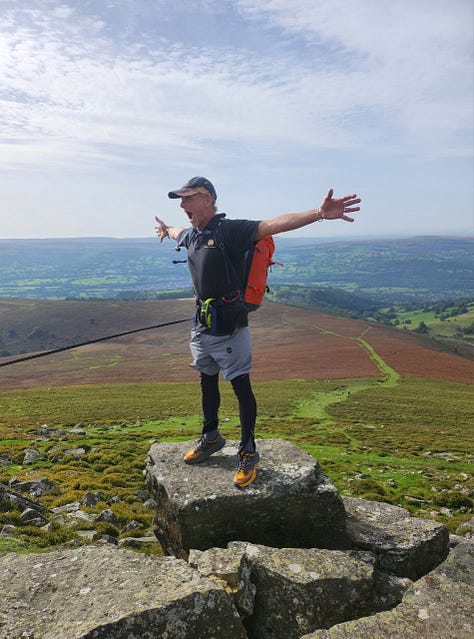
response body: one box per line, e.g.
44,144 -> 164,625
234,451 -> 260,488
184,433 -> 226,465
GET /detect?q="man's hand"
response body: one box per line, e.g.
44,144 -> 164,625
255,188 -> 362,240
319,189 -> 361,222
154,216 -> 169,242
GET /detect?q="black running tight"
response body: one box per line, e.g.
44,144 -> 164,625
199,372 -> 257,451
200,372 -> 220,433
231,373 -> 257,452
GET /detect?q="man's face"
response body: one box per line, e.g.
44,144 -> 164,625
180,192 -> 214,230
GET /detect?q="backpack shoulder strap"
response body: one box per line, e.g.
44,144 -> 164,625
212,219 -> 241,292
213,219 -> 226,251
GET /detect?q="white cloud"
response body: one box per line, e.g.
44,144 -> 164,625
236,0 -> 473,146
1,0 -> 472,177
0,1 -> 471,242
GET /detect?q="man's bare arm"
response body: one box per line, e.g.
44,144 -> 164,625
255,189 -> 361,241
154,216 -> 186,243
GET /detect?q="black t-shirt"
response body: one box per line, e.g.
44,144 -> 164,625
179,214 -> 260,301
179,214 -> 261,334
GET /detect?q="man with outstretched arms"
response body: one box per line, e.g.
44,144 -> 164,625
155,177 -> 360,488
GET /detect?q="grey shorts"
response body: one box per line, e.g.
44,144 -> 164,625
190,326 -> 252,381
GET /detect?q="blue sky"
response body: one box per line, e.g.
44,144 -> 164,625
0,0 -> 473,239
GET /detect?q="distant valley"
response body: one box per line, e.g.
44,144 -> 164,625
1,235 -> 472,304
1,235 -> 472,361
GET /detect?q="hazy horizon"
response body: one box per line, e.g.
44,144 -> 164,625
1,231 -> 472,243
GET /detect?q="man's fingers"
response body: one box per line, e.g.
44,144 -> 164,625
319,189 -> 360,223
154,216 -> 167,242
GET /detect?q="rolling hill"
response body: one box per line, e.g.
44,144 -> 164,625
0,235 -> 472,303
0,298 -> 471,391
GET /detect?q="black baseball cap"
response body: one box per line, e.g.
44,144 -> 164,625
168,176 -> 217,201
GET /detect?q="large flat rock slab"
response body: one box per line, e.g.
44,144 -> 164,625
145,439 -> 349,558
0,546 -> 247,639
343,497 -> 449,580
302,541 -> 474,639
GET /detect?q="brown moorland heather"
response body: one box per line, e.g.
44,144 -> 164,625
0,300 -> 471,390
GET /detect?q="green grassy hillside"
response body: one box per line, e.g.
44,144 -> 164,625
1,294 -> 471,553
1,374 -> 472,553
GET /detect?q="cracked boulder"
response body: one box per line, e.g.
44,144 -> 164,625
145,439 -> 349,559
0,545 -> 247,639
302,540 -> 474,639
343,497 -> 449,580
227,541 -> 409,639
189,546 -> 256,619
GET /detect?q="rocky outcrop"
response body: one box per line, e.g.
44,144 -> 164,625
142,438 -> 461,638
145,439 -> 349,558
145,440 -> 450,576
226,542 -> 408,639
302,540 -> 474,639
1,439 -> 466,638
7,476 -> 59,498
0,482 -> 47,514
2,540 -> 468,639
343,497 -> 449,579
0,545 -> 247,639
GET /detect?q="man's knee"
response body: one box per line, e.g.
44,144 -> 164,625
231,373 -> 253,396
200,372 -> 219,389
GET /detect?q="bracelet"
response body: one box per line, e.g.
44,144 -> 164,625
315,208 -> 325,222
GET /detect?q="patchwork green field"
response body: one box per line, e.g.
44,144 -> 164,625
385,300 -> 474,338
1,374 -> 472,553
1,235 -> 473,303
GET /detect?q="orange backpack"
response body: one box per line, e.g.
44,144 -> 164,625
243,235 -> 277,310
214,224 -> 281,311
